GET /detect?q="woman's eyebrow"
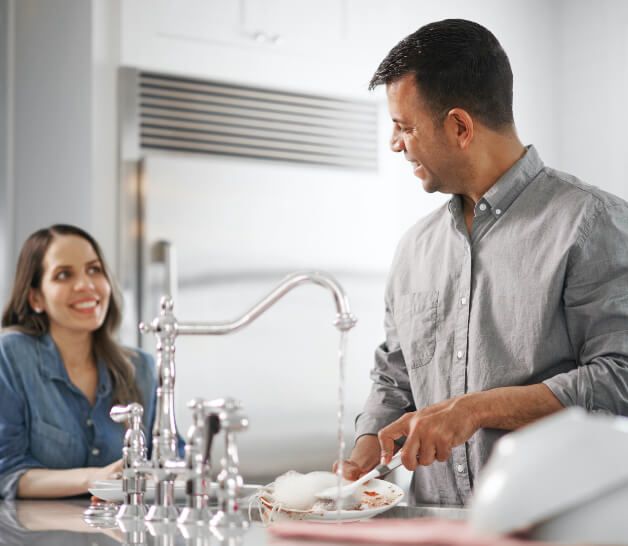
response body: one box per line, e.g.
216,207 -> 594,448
50,264 -> 72,271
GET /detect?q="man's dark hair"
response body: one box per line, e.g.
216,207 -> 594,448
369,19 -> 514,130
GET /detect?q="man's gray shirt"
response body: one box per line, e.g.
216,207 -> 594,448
355,146 -> 628,505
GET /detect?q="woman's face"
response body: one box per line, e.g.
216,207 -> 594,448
29,234 -> 111,336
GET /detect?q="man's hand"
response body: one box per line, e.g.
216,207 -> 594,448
378,384 -> 564,471
378,396 -> 478,470
333,434 -> 382,480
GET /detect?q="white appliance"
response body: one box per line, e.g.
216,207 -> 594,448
469,408 -> 628,544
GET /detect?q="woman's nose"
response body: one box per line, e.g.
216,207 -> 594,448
74,274 -> 95,290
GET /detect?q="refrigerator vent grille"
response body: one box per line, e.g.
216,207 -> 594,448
137,72 -> 378,170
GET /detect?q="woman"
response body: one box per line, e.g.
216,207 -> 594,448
0,224 -> 156,499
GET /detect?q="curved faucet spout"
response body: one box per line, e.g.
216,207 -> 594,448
175,270 -> 357,335
138,268 -> 358,511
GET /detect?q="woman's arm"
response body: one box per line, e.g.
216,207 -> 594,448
17,459 -> 122,498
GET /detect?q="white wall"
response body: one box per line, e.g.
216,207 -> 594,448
553,0 -> 628,200
12,0 -> 92,252
4,0 -> 119,302
90,0 -> 120,270
0,0 -> 11,304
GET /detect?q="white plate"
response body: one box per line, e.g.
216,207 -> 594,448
254,478 -> 404,523
89,479 -> 260,504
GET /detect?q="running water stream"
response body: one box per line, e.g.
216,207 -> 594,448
335,330 -> 348,515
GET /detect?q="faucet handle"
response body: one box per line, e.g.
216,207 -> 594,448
204,397 -> 239,411
111,403 -> 147,464
209,398 -> 248,529
204,398 -> 248,432
187,397 -> 207,424
110,403 -> 144,428
110,404 -> 148,519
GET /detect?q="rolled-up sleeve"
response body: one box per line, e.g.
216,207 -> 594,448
544,203 -> 628,414
0,343 -> 44,500
355,285 -> 415,439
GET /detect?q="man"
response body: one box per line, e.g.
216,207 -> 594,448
342,19 -> 628,505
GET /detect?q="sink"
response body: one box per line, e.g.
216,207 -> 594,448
376,504 -> 468,520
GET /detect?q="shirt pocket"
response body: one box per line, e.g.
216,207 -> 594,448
30,418 -> 83,469
395,290 -> 438,369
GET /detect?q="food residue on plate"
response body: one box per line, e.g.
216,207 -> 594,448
251,471 -> 404,524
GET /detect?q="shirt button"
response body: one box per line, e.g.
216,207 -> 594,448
456,464 -> 465,473
478,203 -> 487,211
91,447 -> 100,456
456,351 -> 464,359
460,297 -> 467,305
495,208 -> 502,215
86,418 -> 93,426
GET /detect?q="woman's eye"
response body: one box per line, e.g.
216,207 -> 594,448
87,265 -> 103,275
54,270 -> 70,281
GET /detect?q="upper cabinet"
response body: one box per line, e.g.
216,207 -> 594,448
239,0 -> 347,47
120,0 -> 355,92
152,0 -> 347,48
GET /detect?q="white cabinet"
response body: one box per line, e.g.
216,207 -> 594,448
240,0 -> 346,46
120,0 -> 351,90
155,0 -> 242,47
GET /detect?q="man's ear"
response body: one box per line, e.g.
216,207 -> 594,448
28,289 -> 44,314
444,108 -> 474,150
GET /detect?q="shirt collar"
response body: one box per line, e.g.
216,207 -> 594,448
448,145 -> 544,219
38,333 -> 112,397
38,333 -> 66,382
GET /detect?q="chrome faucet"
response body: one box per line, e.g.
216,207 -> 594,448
133,270 -> 357,525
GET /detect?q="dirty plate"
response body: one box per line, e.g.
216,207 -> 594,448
89,480 -> 260,504
254,478 -> 404,523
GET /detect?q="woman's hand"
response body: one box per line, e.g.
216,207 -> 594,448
18,459 -> 125,499
87,458 -> 123,485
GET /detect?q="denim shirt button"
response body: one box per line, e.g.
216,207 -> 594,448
91,447 -> 100,456
86,418 -> 93,426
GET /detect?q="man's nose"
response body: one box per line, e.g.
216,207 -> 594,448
390,131 -> 405,153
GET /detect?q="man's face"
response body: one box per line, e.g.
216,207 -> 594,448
386,74 -> 455,194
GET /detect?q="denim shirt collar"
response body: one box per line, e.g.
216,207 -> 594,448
38,333 -> 112,399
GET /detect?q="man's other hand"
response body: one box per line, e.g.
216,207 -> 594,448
333,434 -> 382,480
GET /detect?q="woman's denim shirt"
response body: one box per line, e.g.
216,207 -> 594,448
0,331 -> 157,500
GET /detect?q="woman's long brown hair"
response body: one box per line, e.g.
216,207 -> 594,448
1,224 -> 142,406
